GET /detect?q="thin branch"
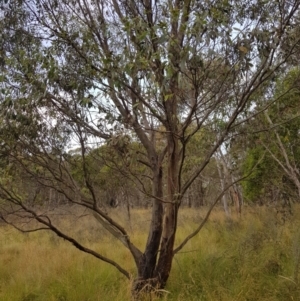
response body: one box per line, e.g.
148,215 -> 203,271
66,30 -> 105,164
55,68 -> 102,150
0,191 -> 131,279
174,158 -> 265,255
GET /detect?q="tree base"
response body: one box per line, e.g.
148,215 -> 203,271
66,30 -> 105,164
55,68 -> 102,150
131,277 -> 163,300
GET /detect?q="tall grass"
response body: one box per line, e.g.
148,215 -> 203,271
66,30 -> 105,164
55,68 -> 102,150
1,206 -> 300,300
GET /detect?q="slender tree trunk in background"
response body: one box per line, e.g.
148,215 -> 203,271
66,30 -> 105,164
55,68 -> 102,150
48,188 -> 53,208
194,178 -> 204,207
218,149 -> 243,217
187,193 -> 192,208
230,186 -> 242,218
217,161 -> 230,217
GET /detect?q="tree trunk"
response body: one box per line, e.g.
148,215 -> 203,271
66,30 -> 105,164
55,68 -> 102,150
133,163 -> 163,293
217,161 -> 230,217
154,201 -> 178,288
133,128 -> 180,295
154,131 -> 179,288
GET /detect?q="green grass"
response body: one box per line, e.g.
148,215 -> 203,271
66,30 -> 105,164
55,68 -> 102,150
1,206 -> 300,300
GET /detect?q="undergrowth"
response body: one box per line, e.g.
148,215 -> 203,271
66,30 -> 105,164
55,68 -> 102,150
1,206 -> 300,300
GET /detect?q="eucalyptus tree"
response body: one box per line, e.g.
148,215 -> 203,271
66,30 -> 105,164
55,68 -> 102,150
242,68 -> 300,204
1,0 -> 300,295
264,69 -> 300,199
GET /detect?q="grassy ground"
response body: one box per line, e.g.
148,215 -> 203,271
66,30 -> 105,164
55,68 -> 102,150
1,205 -> 300,301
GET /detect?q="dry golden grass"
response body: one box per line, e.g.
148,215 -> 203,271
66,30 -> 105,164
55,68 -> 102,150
1,205 -> 300,300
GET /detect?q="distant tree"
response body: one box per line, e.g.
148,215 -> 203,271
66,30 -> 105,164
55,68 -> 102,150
242,68 -> 300,204
1,0 -> 300,296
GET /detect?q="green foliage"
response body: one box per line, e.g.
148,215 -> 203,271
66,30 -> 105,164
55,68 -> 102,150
68,138 -> 151,206
241,68 -> 300,203
242,146 -> 266,202
241,145 -> 282,203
